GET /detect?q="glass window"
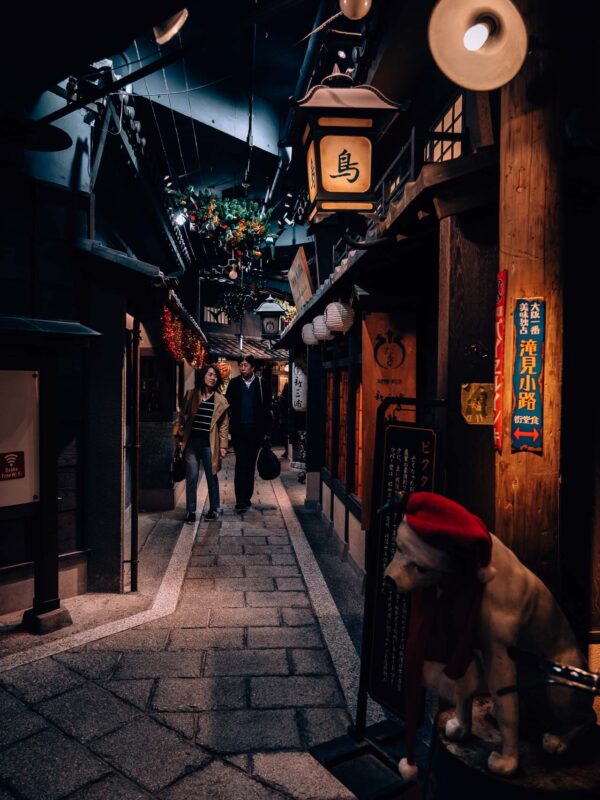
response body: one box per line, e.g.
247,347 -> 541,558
424,94 -> 464,164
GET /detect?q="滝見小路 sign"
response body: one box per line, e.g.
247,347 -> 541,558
511,298 -> 545,453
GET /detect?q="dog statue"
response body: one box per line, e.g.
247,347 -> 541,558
383,491 -> 595,780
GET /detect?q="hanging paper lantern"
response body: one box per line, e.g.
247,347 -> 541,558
292,362 -> 308,412
324,301 -> 355,334
301,323 -> 319,346
312,314 -> 334,341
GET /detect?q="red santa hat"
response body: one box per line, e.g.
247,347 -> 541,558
398,492 -> 495,782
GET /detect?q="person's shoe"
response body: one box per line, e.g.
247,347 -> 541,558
235,502 -> 250,513
204,509 -> 218,521
185,512 -> 195,524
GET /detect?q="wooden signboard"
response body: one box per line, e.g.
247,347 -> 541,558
361,312 -> 416,527
364,399 -> 437,715
287,246 -> 314,312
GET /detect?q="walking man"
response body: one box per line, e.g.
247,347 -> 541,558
226,355 -> 272,512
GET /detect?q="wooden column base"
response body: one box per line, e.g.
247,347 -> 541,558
425,698 -> 600,799
22,606 -> 73,635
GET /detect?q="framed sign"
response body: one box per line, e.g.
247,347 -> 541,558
511,298 -> 545,453
287,247 -> 314,312
364,399 -> 437,716
0,370 -> 40,507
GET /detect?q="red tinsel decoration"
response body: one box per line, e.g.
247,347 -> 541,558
182,327 -> 207,369
161,306 -> 184,361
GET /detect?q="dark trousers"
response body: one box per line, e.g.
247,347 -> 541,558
232,427 -> 263,505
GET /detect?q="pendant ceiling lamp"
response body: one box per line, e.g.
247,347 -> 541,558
301,323 -> 319,346
339,0 -> 372,21
428,0 -> 528,91
324,301 -> 355,333
153,8 -> 189,45
312,315 -> 334,341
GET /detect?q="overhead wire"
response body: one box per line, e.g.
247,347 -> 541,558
178,31 -> 202,176
158,44 -> 188,179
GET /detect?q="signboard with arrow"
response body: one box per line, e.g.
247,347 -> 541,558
511,298 -> 545,453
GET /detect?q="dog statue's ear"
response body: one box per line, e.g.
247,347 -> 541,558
377,491 -> 409,515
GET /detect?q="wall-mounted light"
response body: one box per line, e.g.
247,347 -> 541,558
428,0 -> 528,91
174,212 -> 186,226
339,0 -> 372,21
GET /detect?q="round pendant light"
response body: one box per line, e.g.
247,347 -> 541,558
301,323 -> 319,346
428,0 -> 528,91
312,315 -> 334,341
339,0 -> 372,21
324,302 -> 355,334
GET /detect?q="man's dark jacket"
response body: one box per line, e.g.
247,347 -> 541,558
225,375 -> 272,439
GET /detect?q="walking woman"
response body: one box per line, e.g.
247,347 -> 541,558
173,365 -> 229,522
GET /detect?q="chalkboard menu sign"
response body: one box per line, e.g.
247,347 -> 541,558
364,401 -> 437,716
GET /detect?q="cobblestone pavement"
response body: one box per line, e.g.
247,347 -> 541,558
0,459 -> 356,799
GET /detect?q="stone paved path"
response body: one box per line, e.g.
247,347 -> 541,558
0,459 -> 356,799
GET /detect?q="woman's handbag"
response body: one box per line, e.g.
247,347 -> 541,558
171,445 -> 186,484
256,438 -> 281,480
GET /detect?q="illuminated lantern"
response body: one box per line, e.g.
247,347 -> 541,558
312,315 -> 334,341
340,0 -> 372,20
255,295 -> 285,340
301,323 -> 318,346
292,362 -> 308,412
291,70 -> 400,227
324,301 -> 355,333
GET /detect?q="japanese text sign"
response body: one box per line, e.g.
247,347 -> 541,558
320,135 -> 371,194
287,247 -> 314,312
511,299 -> 545,453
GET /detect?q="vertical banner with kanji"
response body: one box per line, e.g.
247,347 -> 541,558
511,299 -> 545,453
493,271 -> 508,453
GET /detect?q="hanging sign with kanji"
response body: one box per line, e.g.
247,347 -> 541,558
511,298 -> 545,453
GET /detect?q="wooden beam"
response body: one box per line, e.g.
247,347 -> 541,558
495,0 -> 562,588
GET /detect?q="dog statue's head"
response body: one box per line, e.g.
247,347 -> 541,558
383,492 -> 496,593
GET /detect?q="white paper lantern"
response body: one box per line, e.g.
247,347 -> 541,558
292,363 -> 308,412
301,323 -> 318,346
324,301 -> 355,334
312,314 -> 334,341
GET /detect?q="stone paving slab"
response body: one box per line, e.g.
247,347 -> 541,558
91,717 -> 210,793
246,591 -> 309,608
36,683 -> 139,742
251,676 -> 343,708
0,708 -> 48,748
0,728 -> 109,800
246,564 -> 301,577
300,708 -> 353,748
152,677 -> 246,711
52,651 -> 121,680
281,608 -> 316,626
67,772 -> 154,799
276,577 -> 305,591
161,760 -> 285,800
167,628 -> 244,651
209,607 -> 280,627
214,577 -> 275,592
0,659 -> 85,704
152,712 -> 196,740
114,652 -> 204,679
290,649 -> 333,675
80,629 -> 169,652
247,626 -> 323,649
204,649 -> 289,677
100,679 -> 154,711
217,554 -> 271,565
196,709 -> 301,752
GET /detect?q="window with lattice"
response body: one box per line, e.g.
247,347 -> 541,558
424,94 -> 463,163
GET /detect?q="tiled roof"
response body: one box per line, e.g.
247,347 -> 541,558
206,333 -> 287,361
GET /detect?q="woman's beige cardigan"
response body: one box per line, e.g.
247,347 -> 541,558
173,389 -> 229,475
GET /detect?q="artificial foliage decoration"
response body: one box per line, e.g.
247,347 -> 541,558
161,306 -> 184,361
220,286 -> 260,322
171,188 -> 274,252
182,327 -> 207,368
275,298 -> 297,326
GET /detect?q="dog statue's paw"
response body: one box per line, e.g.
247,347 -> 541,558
445,716 -> 470,741
542,733 -> 568,755
398,758 -> 418,781
487,750 -> 518,776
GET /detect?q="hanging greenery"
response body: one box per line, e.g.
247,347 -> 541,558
275,298 -> 297,326
220,286 -> 260,322
170,188 -> 274,252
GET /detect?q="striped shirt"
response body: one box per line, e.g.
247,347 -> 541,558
191,395 -> 214,436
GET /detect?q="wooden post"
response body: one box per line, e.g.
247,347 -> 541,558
496,0 -> 561,588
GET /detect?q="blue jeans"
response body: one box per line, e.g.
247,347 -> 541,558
184,435 -> 220,513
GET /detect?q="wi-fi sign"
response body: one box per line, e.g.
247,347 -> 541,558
1,451 -> 25,480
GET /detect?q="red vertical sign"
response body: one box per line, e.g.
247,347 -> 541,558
494,271 -> 508,453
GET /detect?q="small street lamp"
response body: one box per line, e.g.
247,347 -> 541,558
255,295 -> 285,340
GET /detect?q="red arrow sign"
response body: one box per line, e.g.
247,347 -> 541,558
513,427 -> 540,442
